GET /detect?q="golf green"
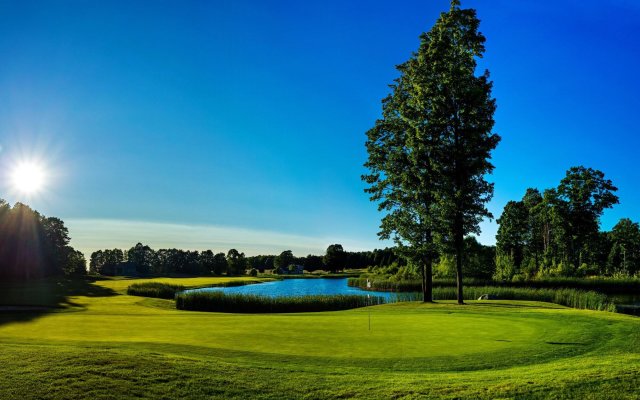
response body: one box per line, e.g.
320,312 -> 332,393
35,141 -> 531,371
1,277 -> 638,399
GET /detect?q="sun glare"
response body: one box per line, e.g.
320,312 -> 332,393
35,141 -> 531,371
10,161 -> 46,195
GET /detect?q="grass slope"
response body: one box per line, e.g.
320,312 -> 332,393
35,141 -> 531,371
1,277 -> 639,399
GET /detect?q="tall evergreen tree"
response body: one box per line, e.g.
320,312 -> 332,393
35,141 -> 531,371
426,1 -> 500,303
363,1 -> 498,303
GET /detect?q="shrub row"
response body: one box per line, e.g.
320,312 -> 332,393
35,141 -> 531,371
127,282 -> 185,299
175,291 -> 386,313
348,277 -> 640,295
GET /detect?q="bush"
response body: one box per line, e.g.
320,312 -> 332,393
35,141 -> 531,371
127,282 -> 185,299
175,292 -> 385,313
249,268 -> 258,277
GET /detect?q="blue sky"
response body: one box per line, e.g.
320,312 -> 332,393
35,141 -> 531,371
0,0 -> 639,257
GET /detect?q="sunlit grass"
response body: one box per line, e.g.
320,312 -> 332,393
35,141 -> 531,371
0,277 -> 638,399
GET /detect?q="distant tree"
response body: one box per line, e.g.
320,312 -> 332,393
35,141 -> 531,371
199,250 -> 216,275
91,248 -> 121,274
463,237 -> 495,279
274,250 -> 294,272
247,255 -> 271,272
212,252 -> 228,275
127,243 -> 155,275
89,250 -> 105,274
608,218 -> 640,276
496,201 -> 528,278
104,249 -> 125,268
323,244 -> 346,272
64,249 -> 87,275
300,254 -> 324,272
521,188 -> 544,268
557,166 -> 619,269
41,216 -> 71,276
226,249 -> 247,275
183,250 -> 201,275
164,248 -> 185,274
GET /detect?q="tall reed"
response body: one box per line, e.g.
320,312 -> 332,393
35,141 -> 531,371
429,286 -> 616,312
348,277 -> 640,295
175,292 -> 386,313
127,282 -> 185,299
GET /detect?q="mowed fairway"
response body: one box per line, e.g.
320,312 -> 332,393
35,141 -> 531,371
1,277 -> 639,399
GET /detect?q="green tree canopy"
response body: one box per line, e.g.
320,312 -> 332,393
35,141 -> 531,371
363,1 -> 499,303
608,218 -> 640,275
323,244 -> 346,273
274,250 -> 295,272
226,249 -> 247,275
557,166 -> 619,268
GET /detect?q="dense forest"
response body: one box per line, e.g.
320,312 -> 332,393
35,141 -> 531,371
495,166 -> 639,280
0,199 -> 86,280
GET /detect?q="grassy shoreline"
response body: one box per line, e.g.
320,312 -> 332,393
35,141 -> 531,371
348,276 -> 640,294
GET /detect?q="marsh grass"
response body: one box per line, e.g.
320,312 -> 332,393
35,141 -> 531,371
127,282 -> 185,299
349,277 -> 640,295
175,292 -> 386,313
348,279 -> 616,312
126,279 -> 266,299
431,286 -> 616,312
174,286 -> 614,313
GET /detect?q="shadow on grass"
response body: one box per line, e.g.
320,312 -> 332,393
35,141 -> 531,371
0,276 -> 117,327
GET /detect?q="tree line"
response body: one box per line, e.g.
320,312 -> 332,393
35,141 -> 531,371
496,166 -> 638,279
90,245 -> 248,276
90,243 -> 403,276
0,199 -> 86,280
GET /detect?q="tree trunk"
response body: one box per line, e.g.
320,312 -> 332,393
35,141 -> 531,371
456,245 -> 464,304
455,214 -> 465,305
422,258 -> 433,303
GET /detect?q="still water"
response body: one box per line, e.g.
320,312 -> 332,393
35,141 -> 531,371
193,278 -> 420,301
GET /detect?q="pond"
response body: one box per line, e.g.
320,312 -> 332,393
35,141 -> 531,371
610,294 -> 640,306
192,278 -> 420,302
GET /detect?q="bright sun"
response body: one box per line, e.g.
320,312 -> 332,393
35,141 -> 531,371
10,161 -> 46,195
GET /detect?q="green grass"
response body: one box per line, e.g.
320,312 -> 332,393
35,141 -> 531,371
1,276 -> 639,399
